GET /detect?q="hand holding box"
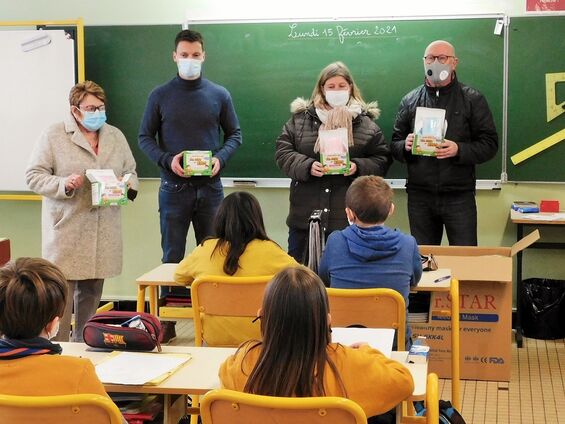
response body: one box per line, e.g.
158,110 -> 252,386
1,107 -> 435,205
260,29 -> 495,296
86,169 -> 131,206
412,107 -> 447,157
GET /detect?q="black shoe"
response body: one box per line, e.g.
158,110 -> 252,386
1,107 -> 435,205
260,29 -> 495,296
160,320 -> 177,344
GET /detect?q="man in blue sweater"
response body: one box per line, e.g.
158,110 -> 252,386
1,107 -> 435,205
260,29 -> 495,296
139,30 -> 242,300
319,176 -> 422,345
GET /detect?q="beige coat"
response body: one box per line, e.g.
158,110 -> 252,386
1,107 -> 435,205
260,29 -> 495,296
26,113 -> 138,280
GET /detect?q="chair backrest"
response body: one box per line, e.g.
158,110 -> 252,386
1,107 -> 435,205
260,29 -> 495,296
0,393 -> 122,424
200,389 -> 367,424
326,287 -> 406,350
191,275 -> 273,347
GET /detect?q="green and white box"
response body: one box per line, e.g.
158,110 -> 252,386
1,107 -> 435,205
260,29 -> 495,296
86,169 -> 131,206
319,128 -> 350,175
412,107 -> 446,157
183,150 -> 213,176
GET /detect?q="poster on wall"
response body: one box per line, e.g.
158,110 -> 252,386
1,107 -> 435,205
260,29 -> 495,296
526,0 -> 565,11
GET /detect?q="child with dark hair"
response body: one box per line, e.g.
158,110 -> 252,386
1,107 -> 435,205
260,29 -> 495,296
174,191 -> 297,344
220,266 -> 414,420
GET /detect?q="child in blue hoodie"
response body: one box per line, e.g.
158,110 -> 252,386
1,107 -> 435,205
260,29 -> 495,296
319,175 -> 422,346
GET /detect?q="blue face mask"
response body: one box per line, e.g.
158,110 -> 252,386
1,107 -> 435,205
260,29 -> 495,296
177,58 -> 202,79
81,110 -> 106,131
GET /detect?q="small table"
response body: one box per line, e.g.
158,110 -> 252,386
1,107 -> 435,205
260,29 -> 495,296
413,269 -> 460,411
510,209 -> 565,348
136,263 -> 194,319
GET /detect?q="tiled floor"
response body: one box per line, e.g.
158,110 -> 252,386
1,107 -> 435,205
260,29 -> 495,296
170,321 -> 565,424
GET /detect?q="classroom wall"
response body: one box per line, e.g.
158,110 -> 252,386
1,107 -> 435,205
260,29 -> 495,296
2,0 -> 565,305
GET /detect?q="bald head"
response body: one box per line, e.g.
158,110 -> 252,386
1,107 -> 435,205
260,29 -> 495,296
425,40 -> 456,57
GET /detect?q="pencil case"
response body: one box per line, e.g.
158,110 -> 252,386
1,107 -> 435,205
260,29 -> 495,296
83,311 -> 162,352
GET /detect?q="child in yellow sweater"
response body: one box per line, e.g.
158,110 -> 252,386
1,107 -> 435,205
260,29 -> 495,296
219,266 -> 414,420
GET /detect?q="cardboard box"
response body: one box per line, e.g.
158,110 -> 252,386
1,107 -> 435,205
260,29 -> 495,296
86,169 -> 131,206
412,230 -> 540,381
319,127 -> 350,175
183,150 -> 212,176
412,107 -> 446,157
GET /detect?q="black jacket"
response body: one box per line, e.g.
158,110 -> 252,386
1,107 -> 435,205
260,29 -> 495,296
391,76 -> 498,193
276,99 -> 391,232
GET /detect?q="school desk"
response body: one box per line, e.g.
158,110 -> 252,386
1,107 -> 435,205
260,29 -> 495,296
413,270 -> 460,410
136,263 -> 194,319
59,343 -> 427,423
510,209 -> 565,348
60,342 -> 234,424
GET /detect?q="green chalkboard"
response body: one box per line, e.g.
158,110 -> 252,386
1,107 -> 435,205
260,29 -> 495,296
507,16 -> 565,182
85,18 -> 504,180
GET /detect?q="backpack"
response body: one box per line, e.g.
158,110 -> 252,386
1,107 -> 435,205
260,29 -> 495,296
414,400 -> 467,424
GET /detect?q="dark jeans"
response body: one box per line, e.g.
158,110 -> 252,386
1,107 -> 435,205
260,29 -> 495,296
159,179 -> 224,296
407,190 -> 477,246
288,227 -> 309,264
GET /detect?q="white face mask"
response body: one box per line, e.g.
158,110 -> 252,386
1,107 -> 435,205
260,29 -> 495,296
325,90 -> 350,108
177,58 -> 202,79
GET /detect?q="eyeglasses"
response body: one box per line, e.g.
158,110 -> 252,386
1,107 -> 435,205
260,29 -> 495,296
423,55 -> 454,65
78,104 -> 106,113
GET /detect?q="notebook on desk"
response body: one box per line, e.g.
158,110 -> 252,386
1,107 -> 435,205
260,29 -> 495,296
331,327 -> 394,357
95,351 -> 192,385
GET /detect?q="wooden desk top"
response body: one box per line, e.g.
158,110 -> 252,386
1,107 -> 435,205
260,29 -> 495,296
510,209 -> 565,225
60,343 -> 426,398
414,268 -> 452,291
60,342 -> 234,395
136,263 -> 179,286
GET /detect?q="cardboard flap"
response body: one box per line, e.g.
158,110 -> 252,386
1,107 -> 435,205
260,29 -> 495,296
510,229 -> 540,256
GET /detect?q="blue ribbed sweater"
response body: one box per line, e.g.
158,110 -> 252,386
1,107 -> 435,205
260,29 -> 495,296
138,75 -> 242,184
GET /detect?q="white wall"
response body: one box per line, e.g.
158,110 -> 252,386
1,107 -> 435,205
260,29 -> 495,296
1,0 -> 529,26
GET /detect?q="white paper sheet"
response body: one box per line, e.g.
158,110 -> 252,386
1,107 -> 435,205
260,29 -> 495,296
518,213 -> 565,221
331,327 -> 395,357
95,352 -> 191,385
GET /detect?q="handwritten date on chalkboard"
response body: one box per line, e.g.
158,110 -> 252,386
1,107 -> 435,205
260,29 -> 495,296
288,23 -> 398,44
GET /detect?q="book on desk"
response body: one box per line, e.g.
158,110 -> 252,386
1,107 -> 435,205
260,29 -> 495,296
511,200 -> 539,213
95,351 -> 192,386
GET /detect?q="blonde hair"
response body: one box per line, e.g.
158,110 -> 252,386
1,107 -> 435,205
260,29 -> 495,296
311,62 -> 366,109
69,80 -> 106,108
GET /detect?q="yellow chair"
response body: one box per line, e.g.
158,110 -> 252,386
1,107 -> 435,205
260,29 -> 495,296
399,373 -> 439,424
190,274 -> 273,424
191,274 -> 273,347
326,287 -> 406,350
0,393 -> 122,424
200,389 -> 367,424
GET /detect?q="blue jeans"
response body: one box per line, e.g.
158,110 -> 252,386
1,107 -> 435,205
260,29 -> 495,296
159,179 -> 224,296
407,190 -> 477,246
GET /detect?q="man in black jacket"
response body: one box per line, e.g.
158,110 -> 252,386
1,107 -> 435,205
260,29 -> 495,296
391,40 -> 498,246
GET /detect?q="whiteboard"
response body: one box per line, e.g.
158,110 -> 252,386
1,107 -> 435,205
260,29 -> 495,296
0,30 -> 75,191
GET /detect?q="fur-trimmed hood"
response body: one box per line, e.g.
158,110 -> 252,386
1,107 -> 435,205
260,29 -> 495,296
289,97 -> 381,119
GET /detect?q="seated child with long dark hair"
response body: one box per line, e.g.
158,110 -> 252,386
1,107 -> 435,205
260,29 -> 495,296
174,191 -> 297,345
219,266 -> 414,421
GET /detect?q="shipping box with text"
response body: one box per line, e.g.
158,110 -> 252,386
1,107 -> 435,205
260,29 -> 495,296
414,230 -> 539,381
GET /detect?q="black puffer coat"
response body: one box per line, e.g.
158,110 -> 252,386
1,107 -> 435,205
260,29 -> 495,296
391,76 -> 498,193
275,98 -> 391,232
